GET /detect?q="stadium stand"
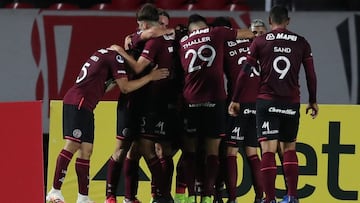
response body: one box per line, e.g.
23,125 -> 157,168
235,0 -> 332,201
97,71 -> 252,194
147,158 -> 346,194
4,1 -> 34,8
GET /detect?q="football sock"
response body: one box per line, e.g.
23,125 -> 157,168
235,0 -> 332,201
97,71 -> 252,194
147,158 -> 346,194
203,155 -> 219,196
226,155 -> 237,201
106,156 -> 122,198
75,158 -> 90,195
261,152 -> 277,202
283,150 -> 298,197
53,149 -> 73,189
247,154 -> 263,199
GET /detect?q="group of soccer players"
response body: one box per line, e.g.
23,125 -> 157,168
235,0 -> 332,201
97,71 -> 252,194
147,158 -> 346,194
46,3 -> 318,203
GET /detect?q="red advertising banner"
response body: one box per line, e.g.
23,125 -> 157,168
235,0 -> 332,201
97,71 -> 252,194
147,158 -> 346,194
0,101 -> 44,202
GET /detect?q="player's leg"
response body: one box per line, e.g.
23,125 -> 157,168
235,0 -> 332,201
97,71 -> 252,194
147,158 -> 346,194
225,145 -> 239,203
278,105 -> 300,203
257,100 -> 279,203
124,141 -> 142,203
181,105 -> 200,203
201,101 -> 226,203
46,139 -> 79,203
106,104 -> 133,203
46,104 -> 87,203
213,140 -> 226,203
76,142 -> 95,203
221,114 -> 242,203
75,107 -> 95,203
244,111 -> 263,203
245,146 -> 263,203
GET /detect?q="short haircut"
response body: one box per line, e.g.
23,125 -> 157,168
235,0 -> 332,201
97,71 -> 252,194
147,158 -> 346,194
136,3 -> 159,22
158,8 -> 170,19
269,5 -> 289,24
250,19 -> 266,29
211,16 -> 232,28
187,14 -> 207,27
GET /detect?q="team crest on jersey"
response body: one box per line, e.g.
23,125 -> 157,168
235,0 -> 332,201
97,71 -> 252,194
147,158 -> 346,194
72,129 -> 82,138
122,128 -> 129,137
116,55 -> 124,64
266,33 -> 275,41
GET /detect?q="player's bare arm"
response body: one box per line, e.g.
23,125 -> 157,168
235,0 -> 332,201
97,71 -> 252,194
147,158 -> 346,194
228,101 -> 240,117
104,79 -> 116,93
124,34 -> 132,50
115,67 -> 169,94
236,28 -> 255,39
140,26 -> 175,40
109,44 -> 150,74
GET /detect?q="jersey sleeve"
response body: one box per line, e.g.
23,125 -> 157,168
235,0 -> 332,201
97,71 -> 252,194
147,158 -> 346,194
141,38 -> 160,63
108,52 -> 128,79
246,38 -> 260,67
302,39 -> 317,103
213,26 -> 237,42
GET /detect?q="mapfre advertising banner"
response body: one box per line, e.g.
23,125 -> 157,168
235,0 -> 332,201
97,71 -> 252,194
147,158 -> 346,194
48,101 -> 359,203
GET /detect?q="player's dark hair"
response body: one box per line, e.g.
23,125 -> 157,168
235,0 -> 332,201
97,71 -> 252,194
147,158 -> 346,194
158,8 -> 170,19
136,3 -> 159,22
211,16 -> 232,28
187,14 -> 207,27
269,5 -> 289,24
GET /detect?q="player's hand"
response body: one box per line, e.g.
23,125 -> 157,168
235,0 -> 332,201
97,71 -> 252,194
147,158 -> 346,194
108,44 -> 126,55
306,102 -> 319,119
228,101 -> 240,117
238,28 -> 255,39
149,66 -> 169,81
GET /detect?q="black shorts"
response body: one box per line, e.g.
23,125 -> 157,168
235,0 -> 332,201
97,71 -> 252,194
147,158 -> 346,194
184,101 -> 226,139
116,102 -> 141,142
225,103 -> 258,148
63,104 -> 94,143
139,108 -> 181,142
256,99 -> 300,142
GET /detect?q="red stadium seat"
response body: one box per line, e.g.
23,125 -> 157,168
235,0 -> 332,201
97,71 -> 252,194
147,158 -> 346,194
192,0 -> 229,10
48,3 -> 79,10
227,0 -> 249,11
111,0 -> 145,10
155,0 -> 187,10
5,2 -> 34,8
179,0 -> 196,10
90,3 -> 117,11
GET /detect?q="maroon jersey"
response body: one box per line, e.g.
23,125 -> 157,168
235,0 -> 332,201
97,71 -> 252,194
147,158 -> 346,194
141,34 -> 181,110
128,30 -> 146,60
224,38 -> 260,103
179,26 -> 237,103
63,49 -> 127,111
246,28 -> 317,103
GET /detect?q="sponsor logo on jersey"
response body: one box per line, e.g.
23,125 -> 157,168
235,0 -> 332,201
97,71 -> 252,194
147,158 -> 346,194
116,55 -> 124,63
268,107 -> 297,115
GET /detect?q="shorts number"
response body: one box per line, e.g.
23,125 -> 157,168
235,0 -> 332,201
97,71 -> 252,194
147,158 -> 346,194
273,56 -> 290,79
185,44 -> 216,73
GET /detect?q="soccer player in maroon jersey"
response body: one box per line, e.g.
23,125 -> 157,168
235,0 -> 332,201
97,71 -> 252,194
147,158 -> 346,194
229,6 -> 318,203
177,14 -> 254,203
45,48 -> 169,203
105,4 -> 160,203
104,5 -> 176,203
211,17 -> 267,203
111,4 -> 183,203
